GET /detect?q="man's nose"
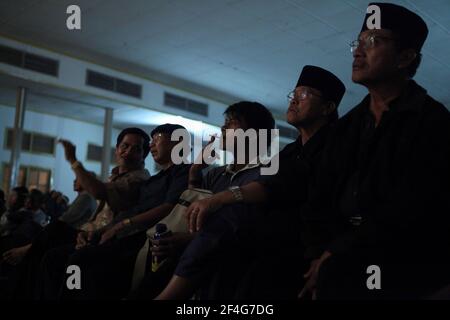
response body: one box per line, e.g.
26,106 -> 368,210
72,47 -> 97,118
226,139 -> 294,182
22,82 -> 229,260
122,146 -> 132,155
353,43 -> 365,58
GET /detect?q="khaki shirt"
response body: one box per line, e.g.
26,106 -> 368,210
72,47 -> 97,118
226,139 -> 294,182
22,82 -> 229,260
80,166 -> 150,231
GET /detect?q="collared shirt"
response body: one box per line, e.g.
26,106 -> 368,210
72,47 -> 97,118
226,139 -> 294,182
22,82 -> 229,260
302,80 -> 450,260
202,162 -> 262,193
33,209 -> 49,227
59,191 -> 98,229
80,166 -> 150,231
113,163 -> 191,237
339,81 -> 425,223
259,123 -> 332,213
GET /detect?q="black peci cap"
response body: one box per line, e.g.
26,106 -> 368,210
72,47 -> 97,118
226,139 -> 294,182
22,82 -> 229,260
360,2 -> 428,51
296,65 -> 346,107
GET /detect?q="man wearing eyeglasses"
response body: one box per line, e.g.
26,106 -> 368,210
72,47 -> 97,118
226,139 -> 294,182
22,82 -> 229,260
299,3 -> 450,299
162,65 -> 345,299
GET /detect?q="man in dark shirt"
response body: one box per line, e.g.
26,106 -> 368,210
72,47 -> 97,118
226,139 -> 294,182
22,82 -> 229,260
156,67 -> 346,300
300,3 -> 450,299
38,124 -> 190,300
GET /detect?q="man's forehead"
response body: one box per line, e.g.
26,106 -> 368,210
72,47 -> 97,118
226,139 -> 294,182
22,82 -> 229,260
151,132 -> 170,139
295,85 -> 321,95
359,29 -> 395,38
122,133 -> 144,143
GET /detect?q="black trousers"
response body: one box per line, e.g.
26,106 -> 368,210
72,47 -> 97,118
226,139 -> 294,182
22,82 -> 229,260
14,220 -> 79,299
38,231 -> 147,300
316,252 -> 450,300
128,256 -> 179,300
175,204 -> 270,299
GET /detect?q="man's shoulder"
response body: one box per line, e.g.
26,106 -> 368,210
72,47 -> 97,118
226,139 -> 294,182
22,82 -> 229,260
166,163 -> 191,179
118,168 -> 151,182
205,165 -> 227,178
74,192 -> 97,204
420,95 -> 450,138
423,94 -> 450,118
280,140 -> 298,156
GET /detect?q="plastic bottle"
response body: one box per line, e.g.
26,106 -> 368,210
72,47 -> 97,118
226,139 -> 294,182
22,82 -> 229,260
151,223 -> 172,272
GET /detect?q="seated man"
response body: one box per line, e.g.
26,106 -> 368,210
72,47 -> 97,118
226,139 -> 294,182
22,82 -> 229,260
0,187 -> 29,237
58,175 -> 98,229
154,101 -> 281,300
2,174 -> 98,267
156,66 -> 345,300
0,189 -> 48,298
12,127 -> 151,299
131,101 -> 276,299
41,124 -> 191,300
300,3 -> 450,299
0,189 -> 46,255
44,190 -> 72,221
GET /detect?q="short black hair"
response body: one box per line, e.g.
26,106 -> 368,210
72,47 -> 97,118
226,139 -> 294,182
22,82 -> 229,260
224,101 -> 275,132
150,123 -> 187,138
13,186 -> 29,196
116,127 -> 150,159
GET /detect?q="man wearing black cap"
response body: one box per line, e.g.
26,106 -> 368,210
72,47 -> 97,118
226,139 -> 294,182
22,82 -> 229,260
300,3 -> 450,299
156,66 -> 346,299
38,124 -> 191,300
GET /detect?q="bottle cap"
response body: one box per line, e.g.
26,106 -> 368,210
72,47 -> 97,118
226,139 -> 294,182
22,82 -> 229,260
155,223 -> 167,234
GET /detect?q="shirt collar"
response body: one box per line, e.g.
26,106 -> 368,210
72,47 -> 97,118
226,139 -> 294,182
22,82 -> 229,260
357,80 -> 427,115
225,161 -> 261,174
110,164 -> 145,180
300,123 -> 333,158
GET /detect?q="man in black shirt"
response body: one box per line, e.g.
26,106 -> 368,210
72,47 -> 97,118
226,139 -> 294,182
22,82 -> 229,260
300,3 -> 450,299
156,66 -> 346,299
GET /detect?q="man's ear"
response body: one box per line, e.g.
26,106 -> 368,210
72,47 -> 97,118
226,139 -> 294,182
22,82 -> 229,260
322,101 -> 336,116
398,48 -> 417,69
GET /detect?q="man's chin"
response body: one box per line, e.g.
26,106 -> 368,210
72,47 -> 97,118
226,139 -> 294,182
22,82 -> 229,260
351,73 -> 366,85
352,69 -> 373,84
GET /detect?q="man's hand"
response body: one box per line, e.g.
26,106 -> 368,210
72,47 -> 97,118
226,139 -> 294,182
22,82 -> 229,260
186,197 -> 222,233
99,223 -> 123,245
2,245 -> 31,265
298,251 -> 332,300
75,231 -> 94,250
150,232 -> 194,258
189,135 -> 218,187
58,139 -> 77,164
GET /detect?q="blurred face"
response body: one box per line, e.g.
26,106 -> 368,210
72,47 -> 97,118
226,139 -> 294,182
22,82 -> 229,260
24,196 -> 32,210
220,116 -> 248,151
149,133 -> 177,165
286,86 -> 328,127
7,191 -> 18,208
351,29 -> 400,85
115,134 -> 145,168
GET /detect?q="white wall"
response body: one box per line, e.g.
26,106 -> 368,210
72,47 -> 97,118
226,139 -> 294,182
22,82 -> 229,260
0,104 -> 157,202
0,36 -> 227,128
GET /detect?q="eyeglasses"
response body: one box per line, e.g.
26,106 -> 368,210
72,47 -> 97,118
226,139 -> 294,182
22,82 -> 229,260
287,89 -> 322,104
350,34 -> 397,53
150,132 -> 165,144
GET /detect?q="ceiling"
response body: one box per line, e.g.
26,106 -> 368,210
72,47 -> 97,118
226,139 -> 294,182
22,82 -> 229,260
0,0 -> 449,119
